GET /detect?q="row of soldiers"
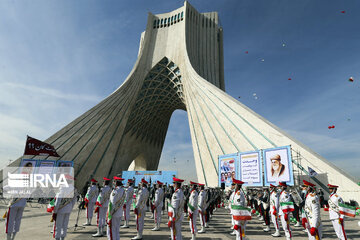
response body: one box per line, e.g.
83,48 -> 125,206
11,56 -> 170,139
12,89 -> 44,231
4,175 -> 350,240
4,175 -> 221,240
228,178 -> 348,240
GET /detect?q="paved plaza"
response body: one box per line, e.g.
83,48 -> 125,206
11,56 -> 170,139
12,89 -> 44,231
0,201 -> 359,239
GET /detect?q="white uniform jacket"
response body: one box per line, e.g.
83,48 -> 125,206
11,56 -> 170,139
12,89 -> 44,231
278,190 -> 291,216
154,187 -> 164,208
85,185 -> 99,203
136,187 -> 149,211
188,189 -> 198,213
54,185 -> 77,214
97,185 -> 111,207
125,186 -> 134,206
171,188 -> 184,219
304,193 -> 321,228
328,193 -> 344,220
109,186 -> 126,218
270,190 -> 279,215
198,190 -> 207,212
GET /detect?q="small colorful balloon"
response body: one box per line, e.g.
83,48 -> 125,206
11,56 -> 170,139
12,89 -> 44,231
349,77 -> 354,82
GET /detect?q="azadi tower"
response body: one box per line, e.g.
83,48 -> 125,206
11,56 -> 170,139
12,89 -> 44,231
6,2 -> 359,200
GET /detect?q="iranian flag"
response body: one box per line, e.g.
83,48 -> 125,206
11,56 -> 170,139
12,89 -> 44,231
96,195 -> 102,206
339,203 -> 356,217
231,205 -> 252,220
47,198 -> 55,213
280,202 -> 294,213
168,203 -> 174,218
107,201 -> 113,221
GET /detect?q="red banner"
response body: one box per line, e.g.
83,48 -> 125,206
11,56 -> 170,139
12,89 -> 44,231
24,136 -> 60,157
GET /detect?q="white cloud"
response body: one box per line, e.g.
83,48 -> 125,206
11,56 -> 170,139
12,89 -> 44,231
1,82 -> 102,103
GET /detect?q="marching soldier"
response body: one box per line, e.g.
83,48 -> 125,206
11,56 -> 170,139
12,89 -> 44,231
231,179 -> 249,240
229,183 -> 236,236
327,184 -> 347,240
198,183 -> 207,233
302,180 -> 322,239
132,179 -> 149,240
168,177 -> 185,240
269,184 -> 281,237
188,181 -> 199,240
278,182 -> 293,240
84,179 -> 99,226
152,181 -> 164,231
107,176 -> 126,240
122,179 -> 134,228
93,177 -> 112,237
4,197 -> 26,240
52,175 -> 78,240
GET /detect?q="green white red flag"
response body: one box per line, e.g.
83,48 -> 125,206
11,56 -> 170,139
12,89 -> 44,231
47,198 -> 55,213
231,205 -> 252,220
339,203 -> 356,217
168,203 -> 174,218
107,201 -> 113,221
280,202 -> 294,213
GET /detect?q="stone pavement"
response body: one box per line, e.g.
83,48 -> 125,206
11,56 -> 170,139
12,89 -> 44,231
0,201 -> 359,239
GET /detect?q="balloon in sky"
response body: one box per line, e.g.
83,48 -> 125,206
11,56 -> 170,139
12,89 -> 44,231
349,77 -> 354,82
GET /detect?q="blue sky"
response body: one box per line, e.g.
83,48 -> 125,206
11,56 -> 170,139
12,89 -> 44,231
0,0 -> 359,181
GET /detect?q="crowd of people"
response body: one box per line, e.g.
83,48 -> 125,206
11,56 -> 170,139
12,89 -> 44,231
3,175 -> 350,240
228,179 -> 348,240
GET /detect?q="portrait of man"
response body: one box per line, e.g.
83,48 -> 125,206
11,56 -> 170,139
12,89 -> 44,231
263,146 -> 294,186
270,154 -> 285,177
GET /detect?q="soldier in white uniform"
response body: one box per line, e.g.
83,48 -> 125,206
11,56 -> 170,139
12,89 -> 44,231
93,177 -> 112,237
188,181 -> 199,240
84,179 -> 99,226
121,179 -> 134,228
4,197 -> 27,240
269,184 -> 281,237
168,177 -> 185,240
152,181 -> 165,231
327,184 -> 347,240
278,182 -> 293,240
229,183 -> 236,236
107,176 -> 126,240
231,179 -> 249,240
132,178 -> 149,240
302,180 -> 322,240
197,183 -> 207,233
52,174 -> 78,240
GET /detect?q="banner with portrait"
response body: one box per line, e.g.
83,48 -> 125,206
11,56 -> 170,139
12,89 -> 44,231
263,145 -> 294,186
218,153 -> 238,187
238,150 -> 263,186
19,159 -> 39,174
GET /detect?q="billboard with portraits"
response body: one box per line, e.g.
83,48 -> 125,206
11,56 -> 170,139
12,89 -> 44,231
263,145 -> 294,186
218,153 -> 238,187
